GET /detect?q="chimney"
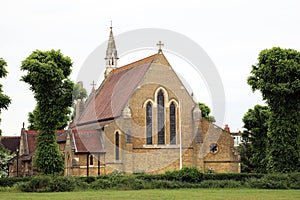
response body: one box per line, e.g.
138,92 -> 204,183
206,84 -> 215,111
224,124 -> 230,132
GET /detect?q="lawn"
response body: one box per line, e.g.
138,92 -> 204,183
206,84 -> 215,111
0,189 -> 299,200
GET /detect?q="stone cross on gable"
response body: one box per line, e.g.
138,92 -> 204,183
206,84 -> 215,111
157,41 -> 164,52
91,80 -> 96,90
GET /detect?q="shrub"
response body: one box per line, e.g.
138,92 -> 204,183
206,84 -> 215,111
0,177 -> 31,187
199,180 -> 242,188
203,173 -> 263,181
90,178 -> 113,189
19,175 -> 52,192
246,176 -> 288,189
19,176 -> 76,192
49,176 -> 76,192
288,173 -> 300,189
165,167 -> 203,183
114,176 -> 145,190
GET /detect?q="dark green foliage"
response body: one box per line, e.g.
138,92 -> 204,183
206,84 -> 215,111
288,173 -> 300,189
19,176 -> 75,192
202,173 -> 263,181
19,176 -> 52,192
247,174 -> 289,189
0,177 -> 31,187
198,102 -> 216,122
199,180 -> 242,188
2,172 -> 300,191
72,82 -> 87,100
164,167 -> 203,183
20,50 -> 74,175
0,58 -> 11,136
248,47 -> 300,173
241,105 -> 270,173
48,176 -> 76,192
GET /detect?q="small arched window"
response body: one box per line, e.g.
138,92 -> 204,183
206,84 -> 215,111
170,102 -> 176,144
157,90 -> 165,144
115,132 -> 119,160
146,102 -> 153,145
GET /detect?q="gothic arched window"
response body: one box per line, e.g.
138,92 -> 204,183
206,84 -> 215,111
146,102 -> 153,145
115,132 -> 119,160
170,102 -> 176,144
157,90 -> 165,144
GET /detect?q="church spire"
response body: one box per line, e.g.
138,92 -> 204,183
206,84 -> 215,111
104,24 -> 118,77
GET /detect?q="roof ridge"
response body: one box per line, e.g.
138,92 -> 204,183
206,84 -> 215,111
111,53 -> 157,75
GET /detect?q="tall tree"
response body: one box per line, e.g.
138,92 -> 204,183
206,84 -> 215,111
248,47 -> 300,173
198,102 -> 216,122
21,50 -> 74,175
0,58 -> 11,136
241,105 -> 270,173
28,82 -> 87,130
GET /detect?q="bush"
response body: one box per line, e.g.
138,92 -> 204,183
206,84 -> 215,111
90,178 -> 113,189
19,176 -> 52,192
288,173 -> 300,189
49,176 -> 76,192
246,174 -> 289,189
0,177 -> 31,187
199,180 -> 242,188
19,176 -> 76,192
165,167 -> 203,183
203,173 -> 263,181
114,176 -> 145,190
145,180 -> 186,189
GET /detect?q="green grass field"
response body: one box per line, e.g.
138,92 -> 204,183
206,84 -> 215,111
0,189 -> 299,200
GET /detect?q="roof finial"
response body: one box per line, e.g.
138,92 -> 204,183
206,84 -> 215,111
110,20 -> 113,29
91,80 -> 96,92
157,41 -> 164,52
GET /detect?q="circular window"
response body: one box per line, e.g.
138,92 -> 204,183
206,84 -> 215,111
210,143 -> 218,154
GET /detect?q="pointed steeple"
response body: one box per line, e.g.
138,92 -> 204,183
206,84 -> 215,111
105,25 -> 118,77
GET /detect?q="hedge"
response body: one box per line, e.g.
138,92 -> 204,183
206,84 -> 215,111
0,168 -> 299,192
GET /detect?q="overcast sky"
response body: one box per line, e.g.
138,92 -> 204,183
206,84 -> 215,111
1,0 -> 300,136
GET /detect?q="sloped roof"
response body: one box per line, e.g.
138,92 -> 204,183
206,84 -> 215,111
77,53 -> 157,126
72,130 -> 105,153
24,130 -> 67,154
0,136 -> 20,153
26,131 -> 38,154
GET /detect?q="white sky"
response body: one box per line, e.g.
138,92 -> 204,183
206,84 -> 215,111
1,0 -> 300,135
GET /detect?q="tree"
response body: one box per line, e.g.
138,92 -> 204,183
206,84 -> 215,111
248,47 -> 300,173
198,102 -> 216,122
72,82 -> 87,101
241,105 -> 270,173
27,82 -> 87,130
21,50 -> 74,175
0,143 -> 14,177
0,58 -> 11,136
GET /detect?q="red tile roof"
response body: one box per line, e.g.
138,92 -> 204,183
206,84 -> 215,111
26,131 -> 38,154
72,130 -> 105,153
76,54 -> 157,126
25,130 -> 67,154
0,136 -> 20,153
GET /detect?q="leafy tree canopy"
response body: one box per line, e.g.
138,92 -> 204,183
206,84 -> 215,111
198,102 -> 216,123
21,49 -> 74,175
0,58 -> 11,136
248,47 -> 300,173
241,104 -> 270,173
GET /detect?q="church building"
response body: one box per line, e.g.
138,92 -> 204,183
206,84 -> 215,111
6,26 -> 240,177
66,26 -> 240,175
